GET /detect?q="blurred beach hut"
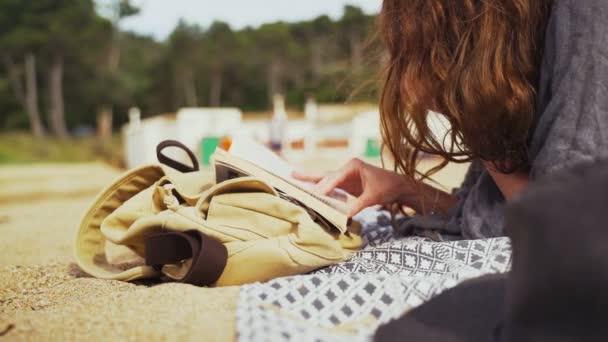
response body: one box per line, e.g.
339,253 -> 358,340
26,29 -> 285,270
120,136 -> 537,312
122,109 -> 177,169
299,103 -> 378,153
177,108 -> 242,164
122,107 -> 242,168
348,110 -> 452,159
350,110 -> 381,157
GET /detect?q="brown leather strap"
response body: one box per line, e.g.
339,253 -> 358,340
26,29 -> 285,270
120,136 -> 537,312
156,140 -> 200,173
144,230 -> 227,286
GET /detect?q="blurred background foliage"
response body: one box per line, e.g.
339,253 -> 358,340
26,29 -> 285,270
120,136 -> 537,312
0,0 -> 381,139
0,132 -> 122,164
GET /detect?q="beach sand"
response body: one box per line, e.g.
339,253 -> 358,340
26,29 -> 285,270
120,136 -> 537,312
0,157 -> 467,341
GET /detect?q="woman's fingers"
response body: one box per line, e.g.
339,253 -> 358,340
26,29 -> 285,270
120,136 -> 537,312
291,170 -> 325,183
314,159 -> 362,195
297,159 -> 407,218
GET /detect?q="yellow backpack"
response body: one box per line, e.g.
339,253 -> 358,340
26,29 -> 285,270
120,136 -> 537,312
75,141 -> 362,286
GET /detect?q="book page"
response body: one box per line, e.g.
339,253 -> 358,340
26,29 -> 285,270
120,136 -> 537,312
228,136 -> 312,189
213,149 -> 350,231
225,136 -> 352,208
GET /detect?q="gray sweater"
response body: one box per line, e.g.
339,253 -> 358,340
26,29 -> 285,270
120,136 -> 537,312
399,0 -> 608,240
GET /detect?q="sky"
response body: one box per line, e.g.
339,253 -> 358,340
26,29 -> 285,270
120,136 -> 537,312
97,0 -> 382,41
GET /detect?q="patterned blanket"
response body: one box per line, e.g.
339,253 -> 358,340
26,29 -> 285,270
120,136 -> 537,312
236,211 -> 512,341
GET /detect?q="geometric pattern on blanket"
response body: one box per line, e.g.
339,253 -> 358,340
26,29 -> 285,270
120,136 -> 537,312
236,210 -> 512,342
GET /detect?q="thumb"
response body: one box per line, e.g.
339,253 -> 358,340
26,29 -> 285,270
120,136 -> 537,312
347,193 -> 375,218
315,162 -> 361,195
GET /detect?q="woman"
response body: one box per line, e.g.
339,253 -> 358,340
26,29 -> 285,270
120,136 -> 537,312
295,0 -> 608,240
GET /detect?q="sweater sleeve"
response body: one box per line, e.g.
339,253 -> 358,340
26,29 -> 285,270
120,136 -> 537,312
529,0 -> 608,179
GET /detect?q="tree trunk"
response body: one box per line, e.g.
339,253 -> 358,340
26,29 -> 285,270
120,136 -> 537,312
97,105 -> 113,139
24,54 -> 45,137
267,57 -> 284,103
108,41 -> 121,72
48,52 -> 68,138
209,67 -> 223,107
3,55 -> 24,103
97,29 -> 121,138
183,69 -> 198,107
3,54 -> 45,137
311,41 -> 323,81
96,105 -> 113,139
349,33 -> 363,70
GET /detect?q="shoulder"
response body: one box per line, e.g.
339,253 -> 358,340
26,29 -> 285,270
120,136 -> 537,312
530,0 -> 608,177
549,0 -> 608,29
541,0 -> 608,73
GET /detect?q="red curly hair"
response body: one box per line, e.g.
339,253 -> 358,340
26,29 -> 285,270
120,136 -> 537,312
379,0 -> 552,177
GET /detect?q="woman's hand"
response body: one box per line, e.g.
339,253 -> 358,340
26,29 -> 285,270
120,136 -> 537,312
293,158 -> 413,217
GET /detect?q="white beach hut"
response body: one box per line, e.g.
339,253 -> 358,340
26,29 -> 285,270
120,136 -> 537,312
122,107 -> 243,169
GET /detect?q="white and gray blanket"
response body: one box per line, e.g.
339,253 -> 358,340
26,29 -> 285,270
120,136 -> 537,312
236,210 -> 512,341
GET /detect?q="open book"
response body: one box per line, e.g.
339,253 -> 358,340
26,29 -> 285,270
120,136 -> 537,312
212,137 -> 350,233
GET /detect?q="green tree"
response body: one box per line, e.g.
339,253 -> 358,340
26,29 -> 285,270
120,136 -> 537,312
0,4 -> 381,135
199,21 -> 237,107
253,22 -> 300,103
340,5 -> 371,70
0,1 -> 46,137
291,15 -> 335,84
19,0 -> 112,138
167,21 -> 205,107
96,0 -> 140,138
117,33 -> 167,116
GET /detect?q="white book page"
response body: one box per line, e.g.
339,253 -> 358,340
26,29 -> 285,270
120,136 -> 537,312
228,136 -> 312,189
228,136 -> 351,205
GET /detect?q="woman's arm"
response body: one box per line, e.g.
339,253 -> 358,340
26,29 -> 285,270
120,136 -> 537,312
402,160 -> 531,214
399,179 -> 457,215
404,159 -> 532,215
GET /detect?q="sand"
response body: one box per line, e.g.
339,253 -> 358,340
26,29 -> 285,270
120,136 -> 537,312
0,158 -> 467,341
0,264 -> 238,341
0,163 -> 239,341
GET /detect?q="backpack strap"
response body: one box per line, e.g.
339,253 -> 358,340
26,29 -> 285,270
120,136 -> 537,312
144,230 -> 227,286
156,140 -> 200,173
